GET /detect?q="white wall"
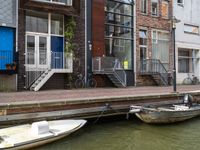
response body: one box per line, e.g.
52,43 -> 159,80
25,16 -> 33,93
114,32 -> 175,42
173,0 -> 200,84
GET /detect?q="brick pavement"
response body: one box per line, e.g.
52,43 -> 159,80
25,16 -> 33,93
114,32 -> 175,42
0,85 -> 199,104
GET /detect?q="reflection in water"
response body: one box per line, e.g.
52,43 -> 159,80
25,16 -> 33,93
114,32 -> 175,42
33,117 -> 200,150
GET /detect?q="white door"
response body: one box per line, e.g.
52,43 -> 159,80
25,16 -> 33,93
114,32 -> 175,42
26,34 -> 50,69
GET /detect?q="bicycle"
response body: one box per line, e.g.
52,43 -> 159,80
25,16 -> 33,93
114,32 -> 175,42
75,73 -> 97,88
183,73 -> 199,85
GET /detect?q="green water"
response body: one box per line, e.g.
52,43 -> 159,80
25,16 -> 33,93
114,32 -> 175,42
33,117 -> 200,150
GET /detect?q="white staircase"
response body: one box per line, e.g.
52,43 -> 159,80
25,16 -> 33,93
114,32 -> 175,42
30,69 -> 72,91
30,69 -> 53,91
25,52 -> 73,91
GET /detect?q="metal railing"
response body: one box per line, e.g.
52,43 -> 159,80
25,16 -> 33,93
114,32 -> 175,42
140,59 -> 169,85
25,51 -> 73,89
0,50 -> 13,70
92,57 -> 127,86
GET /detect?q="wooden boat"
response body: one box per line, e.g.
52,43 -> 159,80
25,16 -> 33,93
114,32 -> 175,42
0,119 -> 87,150
129,94 -> 200,124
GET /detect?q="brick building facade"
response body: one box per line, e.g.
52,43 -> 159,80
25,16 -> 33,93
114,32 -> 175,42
135,0 -> 173,86
17,0 -> 85,91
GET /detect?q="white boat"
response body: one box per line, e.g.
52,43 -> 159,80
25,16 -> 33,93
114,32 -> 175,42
0,119 -> 87,150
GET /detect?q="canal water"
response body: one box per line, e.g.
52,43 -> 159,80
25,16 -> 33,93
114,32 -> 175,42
33,117 -> 200,150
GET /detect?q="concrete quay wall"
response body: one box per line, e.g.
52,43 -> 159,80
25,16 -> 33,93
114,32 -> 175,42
0,91 -> 200,125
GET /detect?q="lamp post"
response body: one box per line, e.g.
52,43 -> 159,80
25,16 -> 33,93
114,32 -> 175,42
171,16 -> 180,92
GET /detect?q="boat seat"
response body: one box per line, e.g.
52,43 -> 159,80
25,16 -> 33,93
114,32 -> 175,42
173,105 -> 189,110
31,121 -> 49,135
157,107 -> 174,111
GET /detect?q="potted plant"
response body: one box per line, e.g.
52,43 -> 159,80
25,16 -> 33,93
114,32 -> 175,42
6,64 -> 12,70
11,62 -> 17,71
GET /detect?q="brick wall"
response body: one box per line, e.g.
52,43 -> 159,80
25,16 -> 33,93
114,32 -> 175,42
17,3 -> 26,90
136,0 -> 173,85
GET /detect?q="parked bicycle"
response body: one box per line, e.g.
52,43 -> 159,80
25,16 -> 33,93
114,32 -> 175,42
75,73 -> 97,88
183,73 -> 199,85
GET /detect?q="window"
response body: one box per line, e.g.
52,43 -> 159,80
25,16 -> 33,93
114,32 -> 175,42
184,24 -> 199,35
26,11 -> 48,33
105,0 -> 134,70
151,0 -> 158,16
152,30 -> 169,70
139,29 -> 148,71
26,10 -> 64,35
51,14 -> 64,35
161,1 -> 169,18
141,0 -> 148,14
178,50 -> 190,73
177,0 -> 184,5
33,0 -> 72,6
178,49 -> 199,73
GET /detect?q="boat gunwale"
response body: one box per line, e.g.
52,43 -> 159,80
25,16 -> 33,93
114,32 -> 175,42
0,120 -> 86,150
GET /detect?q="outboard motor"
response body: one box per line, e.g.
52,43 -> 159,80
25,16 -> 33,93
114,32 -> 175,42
183,94 -> 193,107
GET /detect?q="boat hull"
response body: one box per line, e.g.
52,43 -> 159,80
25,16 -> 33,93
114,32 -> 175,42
5,133 -> 68,150
0,119 -> 87,150
134,105 -> 200,124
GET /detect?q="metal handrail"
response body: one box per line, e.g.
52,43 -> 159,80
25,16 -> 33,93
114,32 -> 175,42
0,50 -> 13,70
92,57 -> 127,87
140,59 -> 169,85
25,51 -> 73,89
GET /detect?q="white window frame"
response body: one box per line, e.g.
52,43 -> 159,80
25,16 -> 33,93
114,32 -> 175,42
33,0 -> 73,6
139,29 -> 148,59
25,12 -> 64,70
152,29 -> 170,67
141,0 -> 148,14
151,0 -> 159,16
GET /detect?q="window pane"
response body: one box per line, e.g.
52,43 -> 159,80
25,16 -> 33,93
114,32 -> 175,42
27,36 -> 35,64
39,37 -> 47,65
105,12 -> 132,27
52,0 -> 72,5
26,11 -> 48,33
152,1 -> 158,16
105,25 -> 132,38
139,30 -> 147,45
34,0 -> 72,6
141,0 -> 147,14
152,31 -> 169,70
51,14 -> 63,35
105,1 -> 132,16
105,0 -> 133,70
105,38 -> 132,69
184,24 -> 199,34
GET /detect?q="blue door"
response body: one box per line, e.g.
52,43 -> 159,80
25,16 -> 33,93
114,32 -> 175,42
0,27 -> 14,70
51,36 -> 64,69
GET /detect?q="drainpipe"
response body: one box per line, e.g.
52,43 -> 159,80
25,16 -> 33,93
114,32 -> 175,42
85,0 -> 87,83
16,0 -> 19,91
133,0 -> 136,86
85,0 -> 92,85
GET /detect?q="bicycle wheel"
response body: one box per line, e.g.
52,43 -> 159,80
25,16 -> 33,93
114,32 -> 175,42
75,79 -> 84,88
88,78 -> 97,88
